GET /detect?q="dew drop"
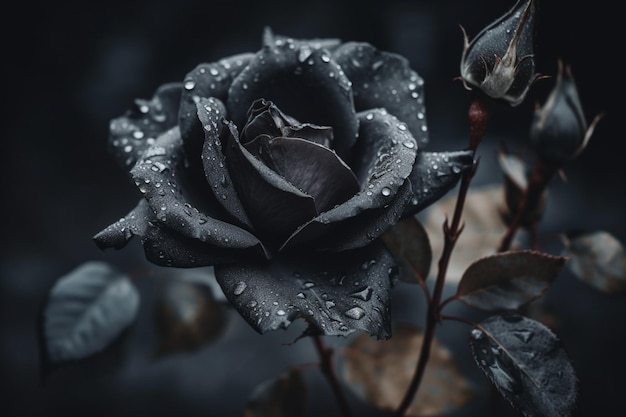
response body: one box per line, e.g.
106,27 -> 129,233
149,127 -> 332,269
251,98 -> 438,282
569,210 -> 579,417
276,310 -> 286,316
234,281 -> 247,296
184,80 -> 196,90
296,292 -> 306,299
403,140 -> 415,149
344,307 -> 366,320
350,286 -> 373,301
381,187 -> 391,196
471,328 -> 484,340
513,330 -> 534,343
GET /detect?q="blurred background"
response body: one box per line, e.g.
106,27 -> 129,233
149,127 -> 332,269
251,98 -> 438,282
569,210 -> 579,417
2,0 -> 623,416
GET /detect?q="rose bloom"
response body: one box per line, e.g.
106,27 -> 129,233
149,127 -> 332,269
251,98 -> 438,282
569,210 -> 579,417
94,29 -> 473,338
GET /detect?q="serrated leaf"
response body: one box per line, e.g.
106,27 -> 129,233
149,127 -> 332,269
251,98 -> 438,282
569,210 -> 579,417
154,278 -> 227,356
469,315 -> 577,417
43,261 -> 140,363
456,250 -> 567,312
340,322 -> 476,416
381,216 -> 432,284
562,230 -> 626,294
245,369 -> 307,417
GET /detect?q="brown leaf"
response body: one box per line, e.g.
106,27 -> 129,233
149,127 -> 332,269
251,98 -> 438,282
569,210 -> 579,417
562,230 -> 626,294
245,369 -> 307,417
456,250 -> 567,311
340,322 -> 476,416
382,216 -> 432,284
154,279 -> 226,356
421,184 -> 523,283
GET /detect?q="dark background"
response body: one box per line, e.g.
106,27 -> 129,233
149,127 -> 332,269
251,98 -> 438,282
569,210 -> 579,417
2,0 -> 624,416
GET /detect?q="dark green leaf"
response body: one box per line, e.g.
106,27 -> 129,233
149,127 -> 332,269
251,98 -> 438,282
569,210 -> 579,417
456,250 -> 566,311
381,216 -> 432,284
43,261 -> 140,363
245,369 -> 307,417
562,230 -> 626,294
469,315 -> 577,417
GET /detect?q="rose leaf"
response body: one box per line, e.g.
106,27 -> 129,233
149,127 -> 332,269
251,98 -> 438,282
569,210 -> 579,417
381,216 -> 432,284
154,278 -> 228,357
561,230 -> 626,294
455,250 -> 567,312
245,368 -> 307,417
340,322 -> 476,416
214,242 -> 395,338
42,261 -> 140,363
469,315 -> 577,417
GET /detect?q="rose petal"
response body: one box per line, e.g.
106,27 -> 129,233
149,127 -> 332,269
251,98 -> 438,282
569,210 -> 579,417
244,136 -> 360,213
214,241 -> 395,338
402,150 -> 475,218
108,82 -> 182,171
280,109 -> 417,250
262,27 -> 342,52
129,126 -> 265,251
93,199 -> 152,250
178,53 -> 254,167
333,42 -> 429,147
197,98 -> 253,229
226,43 -> 358,159
222,120 -> 318,247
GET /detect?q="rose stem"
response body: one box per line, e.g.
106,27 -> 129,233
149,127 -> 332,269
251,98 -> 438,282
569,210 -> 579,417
395,92 -> 491,416
312,334 -> 352,417
497,157 -> 560,252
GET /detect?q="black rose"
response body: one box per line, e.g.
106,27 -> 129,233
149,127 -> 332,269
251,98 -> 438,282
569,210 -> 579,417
94,29 -> 473,338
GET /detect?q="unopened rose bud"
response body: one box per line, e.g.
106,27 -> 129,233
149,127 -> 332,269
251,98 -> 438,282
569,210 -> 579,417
530,60 -> 602,162
460,0 -> 538,106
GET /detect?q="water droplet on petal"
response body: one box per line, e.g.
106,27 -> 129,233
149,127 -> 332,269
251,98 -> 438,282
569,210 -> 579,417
276,310 -> 286,316
344,307 -> 366,320
381,187 -> 391,196
234,281 -> 247,296
184,80 -> 196,90
513,330 -> 534,343
471,328 -> 484,340
350,286 -> 373,301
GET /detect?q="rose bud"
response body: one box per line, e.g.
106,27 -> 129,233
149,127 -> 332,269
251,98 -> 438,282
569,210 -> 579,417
94,29 -> 474,339
530,60 -> 603,162
460,0 -> 538,106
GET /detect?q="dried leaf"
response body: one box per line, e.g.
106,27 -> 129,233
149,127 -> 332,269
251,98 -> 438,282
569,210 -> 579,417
340,322 -> 475,416
382,216 -> 432,284
456,250 -> 567,311
469,315 -> 577,417
245,369 -> 307,417
155,279 -> 226,356
421,184 -> 518,283
42,261 -> 140,363
562,230 -> 626,294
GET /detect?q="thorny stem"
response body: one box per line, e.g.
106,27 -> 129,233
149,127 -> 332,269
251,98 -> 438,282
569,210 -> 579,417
312,334 -> 352,417
497,157 -> 560,252
395,92 -> 491,416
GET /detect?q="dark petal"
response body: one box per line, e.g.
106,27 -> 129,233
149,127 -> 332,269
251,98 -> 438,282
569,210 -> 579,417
244,136 -> 360,213
262,26 -> 342,53
280,109 -> 417,250
109,82 -> 182,171
129,126 -> 265,252
401,150 -> 475,218
222,120 -> 318,247
197,98 -> 253,228
214,241 -> 395,338
226,43 -> 358,159
240,99 -> 300,144
179,53 -> 254,167
93,199 -> 152,250
282,124 -> 333,148
93,200 -> 254,267
333,42 -> 429,147
141,221 -> 254,267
